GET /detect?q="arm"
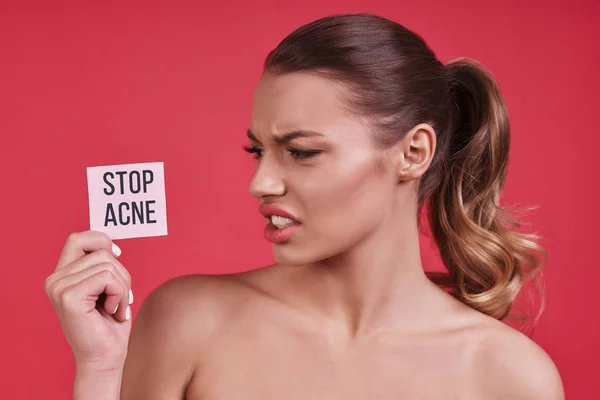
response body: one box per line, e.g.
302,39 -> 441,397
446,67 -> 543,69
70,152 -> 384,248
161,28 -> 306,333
119,277 -> 208,399
73,367 -> 122,400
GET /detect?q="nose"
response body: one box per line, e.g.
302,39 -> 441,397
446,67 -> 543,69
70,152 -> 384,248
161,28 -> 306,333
249,157 -> 286,199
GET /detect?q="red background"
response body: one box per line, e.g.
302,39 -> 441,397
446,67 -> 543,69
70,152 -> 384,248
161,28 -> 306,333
1,1 -> 598,398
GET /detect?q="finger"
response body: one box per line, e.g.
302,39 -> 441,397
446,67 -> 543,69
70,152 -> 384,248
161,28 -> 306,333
53,262 -> 128,305
56,231 -> 121,271
53,249 -> 132,290
60,268 -> 130,322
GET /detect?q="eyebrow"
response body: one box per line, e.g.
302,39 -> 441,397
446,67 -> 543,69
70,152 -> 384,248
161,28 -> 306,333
247,129 -> 324,144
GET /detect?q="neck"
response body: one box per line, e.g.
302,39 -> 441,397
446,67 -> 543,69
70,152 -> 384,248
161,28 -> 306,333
290,211 -> 445,339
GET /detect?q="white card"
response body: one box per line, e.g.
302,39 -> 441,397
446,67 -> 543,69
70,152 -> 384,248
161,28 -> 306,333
87,162 -> 168,240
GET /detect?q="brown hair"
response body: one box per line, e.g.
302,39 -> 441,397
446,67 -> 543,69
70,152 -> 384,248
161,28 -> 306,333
263,13 -> 547,324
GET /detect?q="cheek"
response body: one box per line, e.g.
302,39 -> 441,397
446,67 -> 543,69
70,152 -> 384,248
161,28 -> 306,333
297,157 -> 391,239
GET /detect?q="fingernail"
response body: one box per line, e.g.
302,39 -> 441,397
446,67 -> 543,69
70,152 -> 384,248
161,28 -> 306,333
113,304 -> 118,314
112,243 -> 122,257
128,289 -> 134,305
125,306 -> 131,321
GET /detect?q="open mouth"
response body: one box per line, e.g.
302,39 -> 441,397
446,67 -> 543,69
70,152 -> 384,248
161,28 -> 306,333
260,206 -> 300,244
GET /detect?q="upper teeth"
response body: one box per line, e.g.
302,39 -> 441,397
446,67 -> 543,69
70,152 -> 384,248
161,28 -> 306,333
271,215 -> 295,228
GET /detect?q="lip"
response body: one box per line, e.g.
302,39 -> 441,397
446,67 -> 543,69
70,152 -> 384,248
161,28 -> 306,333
259,204 -> 301,244
263,223 -> 299,244
258,204 -> 300,222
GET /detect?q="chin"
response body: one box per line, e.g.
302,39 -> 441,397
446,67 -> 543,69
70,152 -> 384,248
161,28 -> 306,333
271,244 -> 311,267
271,239 -> 337,267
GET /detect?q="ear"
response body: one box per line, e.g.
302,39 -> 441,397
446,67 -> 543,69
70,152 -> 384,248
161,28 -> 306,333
396,123 -> 436,182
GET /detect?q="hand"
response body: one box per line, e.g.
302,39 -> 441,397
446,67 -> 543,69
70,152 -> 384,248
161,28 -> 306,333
45,231 -> 133,372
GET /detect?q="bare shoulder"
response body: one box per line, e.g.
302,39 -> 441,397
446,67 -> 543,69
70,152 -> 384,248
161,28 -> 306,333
121,271 -> 267,399
469,315 -> 564,400
132,265 -> 286,335
133,270 -> 267,336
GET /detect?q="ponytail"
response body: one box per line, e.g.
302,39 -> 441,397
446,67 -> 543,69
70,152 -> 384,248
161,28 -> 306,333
427,58 -> 547,323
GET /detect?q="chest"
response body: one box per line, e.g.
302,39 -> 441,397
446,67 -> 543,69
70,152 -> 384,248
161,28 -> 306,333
186,333 -> 483,400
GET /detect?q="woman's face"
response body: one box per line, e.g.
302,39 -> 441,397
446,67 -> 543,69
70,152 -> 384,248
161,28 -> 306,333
247,71 -> 400,266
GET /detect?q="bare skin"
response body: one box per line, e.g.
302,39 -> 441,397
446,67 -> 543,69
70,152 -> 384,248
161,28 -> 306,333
121,270 -> 563,399
47,70 -> 564,399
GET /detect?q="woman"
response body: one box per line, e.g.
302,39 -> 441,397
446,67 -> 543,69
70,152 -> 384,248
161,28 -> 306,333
45,13 -> 564,399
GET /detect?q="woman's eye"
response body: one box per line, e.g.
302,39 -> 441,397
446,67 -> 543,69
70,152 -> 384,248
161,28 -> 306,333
243,145 -> 321,161
287,148 -> 322,160
242,145 -> 263,159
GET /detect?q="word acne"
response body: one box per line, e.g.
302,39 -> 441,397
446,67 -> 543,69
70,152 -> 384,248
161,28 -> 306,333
104,200 -> 157,226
